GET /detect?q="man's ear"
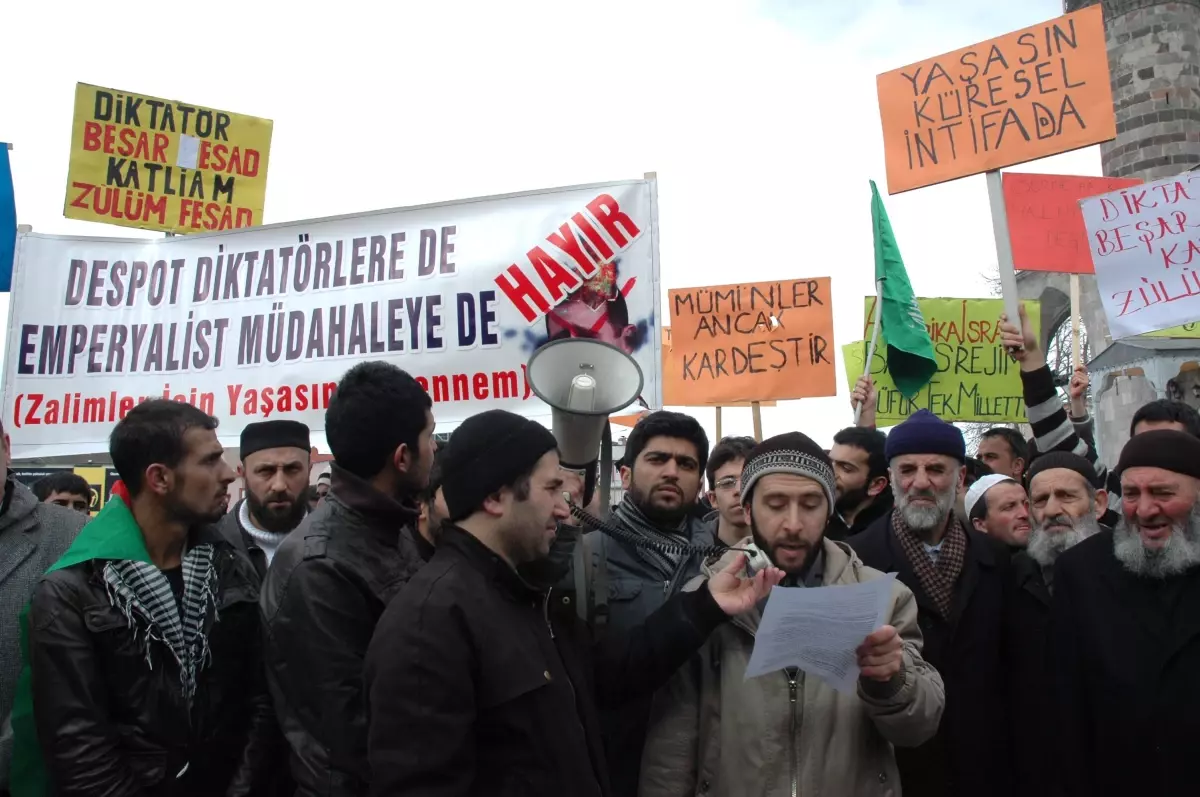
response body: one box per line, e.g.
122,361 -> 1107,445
481,487 -> 509,517
620,464 -> 632,491
237,463 -> 246,479
1094,488 -> 1109,519
143,463 -> 173,497
972,516 -> 988,534
392,443 -> 412,475
1014,458 -> 1027,477
867,476 -> 889,499
706,490 -> 716,507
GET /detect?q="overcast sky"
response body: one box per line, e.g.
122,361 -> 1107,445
1,0 -> 1096,453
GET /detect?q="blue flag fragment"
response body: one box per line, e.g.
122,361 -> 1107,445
0,144 -> 15,292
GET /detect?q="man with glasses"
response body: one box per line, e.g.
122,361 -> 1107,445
705,436 -> 757,548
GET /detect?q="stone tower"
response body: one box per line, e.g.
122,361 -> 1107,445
1016,0 -> 1200,463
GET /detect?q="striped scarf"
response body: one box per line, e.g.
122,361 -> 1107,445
891,509 -> 966,621
612,495 -> 691,576
102,544 -> 219,702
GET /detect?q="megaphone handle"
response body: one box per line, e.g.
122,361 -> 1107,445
599,423 -> 614,519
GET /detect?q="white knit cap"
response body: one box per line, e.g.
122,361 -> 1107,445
964,474 -> 1017,518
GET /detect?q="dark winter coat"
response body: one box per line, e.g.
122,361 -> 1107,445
365,526 -> 728,797
1052,529 -> 1200,797
27,523 -> 274,795
260,466 -> 426,796
848,510 -> 1012,797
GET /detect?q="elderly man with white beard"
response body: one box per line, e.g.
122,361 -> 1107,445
1004,452 -> 1107,797
849,409 -> 1012,797
1051,430 -> 1200,797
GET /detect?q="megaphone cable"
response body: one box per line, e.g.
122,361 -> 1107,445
565,496 -> 748,560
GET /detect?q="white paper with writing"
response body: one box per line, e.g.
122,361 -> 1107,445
744,573 -> 896,694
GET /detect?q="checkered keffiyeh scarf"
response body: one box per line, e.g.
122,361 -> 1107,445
891,509 -> 966,620
101,543 -> 219,702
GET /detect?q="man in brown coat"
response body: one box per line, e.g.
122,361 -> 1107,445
640,432 -> 944,797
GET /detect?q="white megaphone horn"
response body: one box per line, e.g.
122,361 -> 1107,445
526,338 -> 644,475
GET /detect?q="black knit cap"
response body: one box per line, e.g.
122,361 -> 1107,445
740,432 -> 837,516
240,420 -> 311,459
1026,451 -> 1100,490
1116,429 -> 1200,481
441,410 -> 558,522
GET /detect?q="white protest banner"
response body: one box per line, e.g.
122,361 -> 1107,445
4,179 -> 662,458
1080,173 -> 1200,339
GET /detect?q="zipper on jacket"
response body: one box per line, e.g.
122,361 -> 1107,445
787,668 -> 799,797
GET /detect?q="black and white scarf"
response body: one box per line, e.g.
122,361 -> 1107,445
101,544 -> 218,702
612,495 -> 692,576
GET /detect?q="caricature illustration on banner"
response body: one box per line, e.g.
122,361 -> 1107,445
876,5 -> 1114,194
63,83 -> 274,234
1079,173 -> 1200,339
843,297 -> 1041,425
5,179 -> 662,458
665,278 -> 836,405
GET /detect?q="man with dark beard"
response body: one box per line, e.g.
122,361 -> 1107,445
575,410 -> 716,797
827,426 -> 892,540
848,409 -> 1011,797
1004,453 -> 1106,797
11,400 -> 277,795
260,362 -> 435,796
220,421 -> 311,579
1051,430 -> 1200,797
640,431 -> 944,797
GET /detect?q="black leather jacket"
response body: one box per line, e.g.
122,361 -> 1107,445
27,524 -> 275,796
259,465 -> 425,796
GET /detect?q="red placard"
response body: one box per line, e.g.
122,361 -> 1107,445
1002,172 -> 1142,273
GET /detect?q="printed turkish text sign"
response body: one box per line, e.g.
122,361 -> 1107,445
665,279 -> 835,404
876,6 -> 1115,194
661,327 -> 776,407
64,83 -> 273,234
1080,173 -> 1200,338
7,179 -> 661,458
1003,172 -> 1142,273
846,297 -> 1042,425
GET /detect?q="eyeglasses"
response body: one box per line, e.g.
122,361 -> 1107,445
714,476 -> 741,490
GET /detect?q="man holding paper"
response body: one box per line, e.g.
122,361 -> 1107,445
639,432 -> 944,797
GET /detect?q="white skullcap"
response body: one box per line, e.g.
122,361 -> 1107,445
964,474 -> 1017,519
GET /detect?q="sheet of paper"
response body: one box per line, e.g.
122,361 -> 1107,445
744,573 -> 896,694
176,134 -> 200,170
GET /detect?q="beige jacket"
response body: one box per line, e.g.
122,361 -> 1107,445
639,538 -> 944,797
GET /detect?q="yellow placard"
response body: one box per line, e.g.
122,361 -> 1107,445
64,83 -> 273,234
1140,322 -> 1200,339
845,297 -> 1042,425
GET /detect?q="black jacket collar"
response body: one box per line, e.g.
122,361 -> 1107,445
439,525 -> 541,601
328,464 -> 421,545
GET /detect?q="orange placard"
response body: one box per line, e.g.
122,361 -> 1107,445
660,328 -> 778,408
665,279 -> 835,404
1002,172 -> 1142,273
877,5 -> 1115,194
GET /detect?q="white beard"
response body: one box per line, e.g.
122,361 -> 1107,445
892,479 -> 957,534
1113,504 -> 1200,579
1027,513 -> 1101,568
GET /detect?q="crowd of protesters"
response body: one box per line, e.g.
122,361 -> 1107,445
0,303 -> 1197,797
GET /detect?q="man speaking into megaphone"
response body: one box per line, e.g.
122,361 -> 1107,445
526,337 -> 720,797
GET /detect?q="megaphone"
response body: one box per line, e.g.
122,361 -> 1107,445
527,338 -> 644,500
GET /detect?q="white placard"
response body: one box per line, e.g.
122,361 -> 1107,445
4,179 -> 662,458
1080,173 -> 1200,339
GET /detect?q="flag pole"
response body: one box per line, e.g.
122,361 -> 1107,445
854,280 -> 884,425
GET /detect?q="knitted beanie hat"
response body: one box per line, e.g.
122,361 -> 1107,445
884,409 -> 965,463
740,432 -> 836,516
440,410 -> 558,522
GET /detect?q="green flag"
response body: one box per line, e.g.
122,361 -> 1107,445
10,493 -> 151,797
870,180 -> 936,399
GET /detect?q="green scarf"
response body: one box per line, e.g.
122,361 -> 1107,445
9,494 -> 151,797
